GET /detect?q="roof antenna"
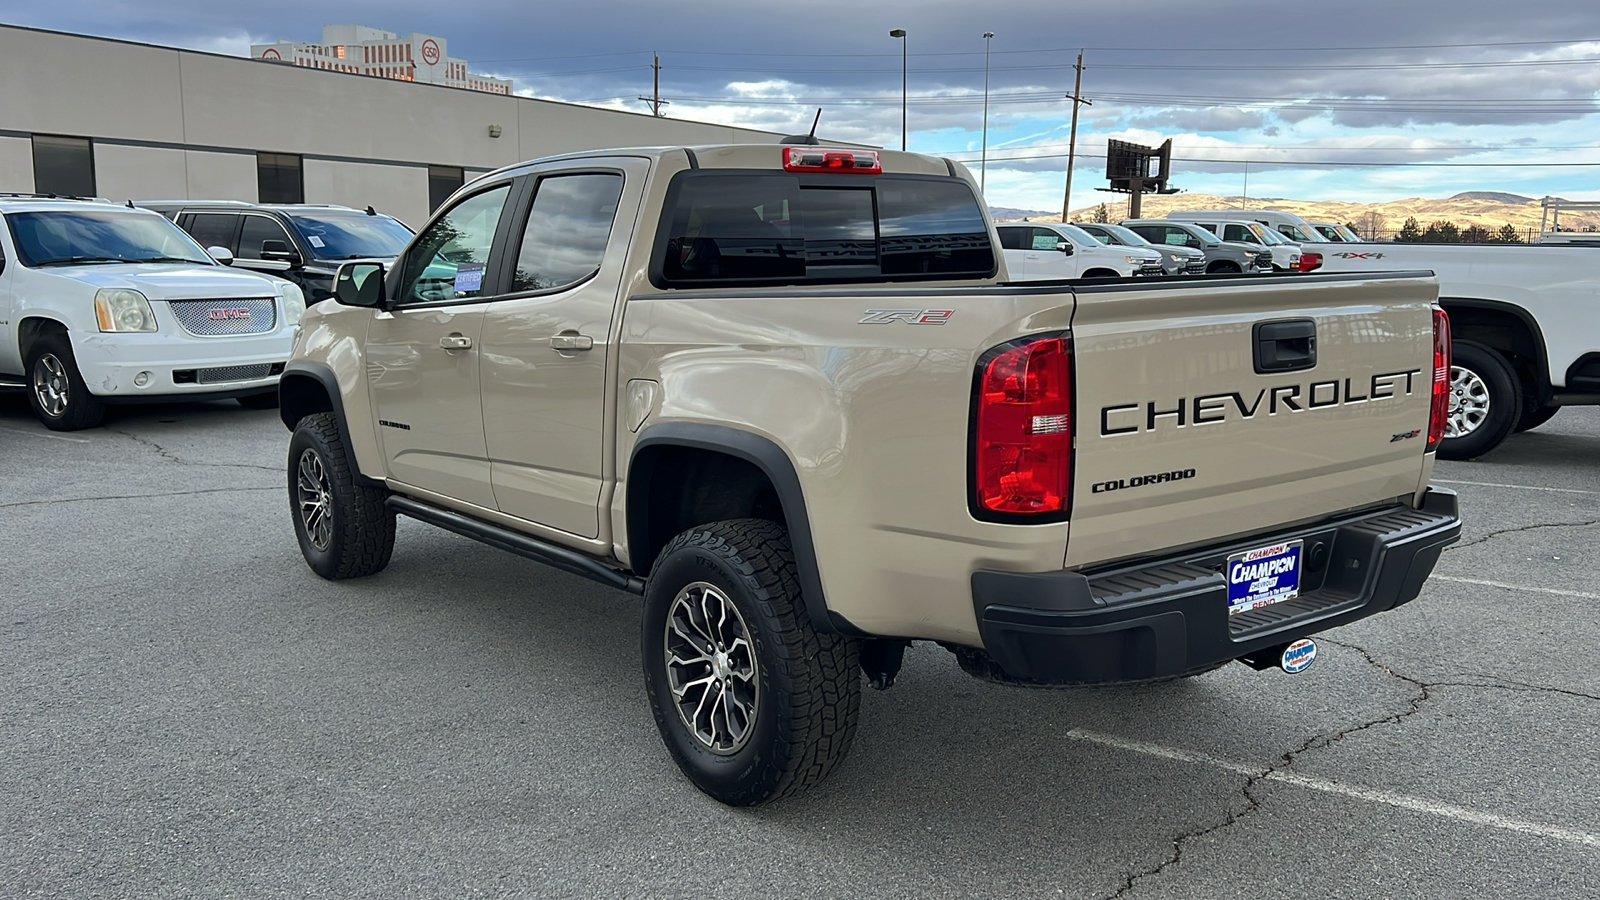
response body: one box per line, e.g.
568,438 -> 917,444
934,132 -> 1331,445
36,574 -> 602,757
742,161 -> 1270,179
779,109 -> 824,146
126,200 -> 134,208
365,205 -> 377,216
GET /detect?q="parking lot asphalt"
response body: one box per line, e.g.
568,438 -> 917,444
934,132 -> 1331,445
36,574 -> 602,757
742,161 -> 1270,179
2,394 -> 1596,900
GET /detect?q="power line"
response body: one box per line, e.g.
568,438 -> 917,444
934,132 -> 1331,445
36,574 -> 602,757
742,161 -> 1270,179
948,151 -> 1600,168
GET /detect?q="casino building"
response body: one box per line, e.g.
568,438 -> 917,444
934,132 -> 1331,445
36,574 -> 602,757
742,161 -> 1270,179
0,24 -> 835,228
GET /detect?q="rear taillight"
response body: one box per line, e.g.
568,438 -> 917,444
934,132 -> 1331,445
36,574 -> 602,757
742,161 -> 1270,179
1427,308 -> 1451,451
782,147 -> 882,174
1297,251 -> 1323,273
973,336 -> 1073,519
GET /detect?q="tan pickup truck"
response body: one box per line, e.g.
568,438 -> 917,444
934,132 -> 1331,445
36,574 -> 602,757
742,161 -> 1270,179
278,143 -> 1461,806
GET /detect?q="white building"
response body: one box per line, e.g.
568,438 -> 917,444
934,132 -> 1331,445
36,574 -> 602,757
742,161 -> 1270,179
251,24 -> 513,95
0,24 -> 841,228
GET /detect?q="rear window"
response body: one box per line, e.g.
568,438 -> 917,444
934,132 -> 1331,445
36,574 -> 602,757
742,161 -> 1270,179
653,171 -> 994,287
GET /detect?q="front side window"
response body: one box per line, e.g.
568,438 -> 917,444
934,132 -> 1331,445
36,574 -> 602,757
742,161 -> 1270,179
510,173 -> 623,293
288,212 -> 413,261
1029,228 -> 1062,250
257,153 -> 304,204
238,215 -> 296,260
6,210 -> 211,268
32,136 -> 96,198
1223,224 -> 1257,243
396,184 -> 512,305
1281,224 -> 1311,241
657,172 -> 992,287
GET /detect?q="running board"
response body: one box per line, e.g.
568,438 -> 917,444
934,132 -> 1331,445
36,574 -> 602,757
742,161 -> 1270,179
385,495 -> 645,595
0,375 -> 25,389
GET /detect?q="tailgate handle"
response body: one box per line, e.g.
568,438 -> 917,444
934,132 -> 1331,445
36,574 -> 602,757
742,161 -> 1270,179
1254,319 -> 1317,374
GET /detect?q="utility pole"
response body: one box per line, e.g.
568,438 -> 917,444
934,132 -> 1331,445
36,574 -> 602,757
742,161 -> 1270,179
638,53 -> 667,116
1060,51 -> 1091,222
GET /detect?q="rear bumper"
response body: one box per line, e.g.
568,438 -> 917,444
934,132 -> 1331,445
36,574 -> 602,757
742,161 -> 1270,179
970,488 -> 1460,684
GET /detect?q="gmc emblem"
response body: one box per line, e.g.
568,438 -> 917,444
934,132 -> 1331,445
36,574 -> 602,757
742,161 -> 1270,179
208,308 -> 253,320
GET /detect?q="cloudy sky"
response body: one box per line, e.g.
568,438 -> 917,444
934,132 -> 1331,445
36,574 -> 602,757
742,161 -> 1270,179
5,0 -> 1599,212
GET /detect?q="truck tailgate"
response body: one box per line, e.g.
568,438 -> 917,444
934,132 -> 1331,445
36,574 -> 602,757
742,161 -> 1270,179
1067,273 -> 1438,568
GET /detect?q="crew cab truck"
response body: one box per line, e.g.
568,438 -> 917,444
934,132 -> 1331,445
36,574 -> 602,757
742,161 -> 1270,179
1317,242 -> 1600,459
0,196 -> 305,429
279,144 -> 1462,806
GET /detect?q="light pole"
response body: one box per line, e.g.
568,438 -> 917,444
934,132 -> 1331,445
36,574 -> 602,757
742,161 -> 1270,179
981,31 -> 994,192
889,29 -> 907,151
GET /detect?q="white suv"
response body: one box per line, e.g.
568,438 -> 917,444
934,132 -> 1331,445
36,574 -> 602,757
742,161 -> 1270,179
0,197 -> 304,430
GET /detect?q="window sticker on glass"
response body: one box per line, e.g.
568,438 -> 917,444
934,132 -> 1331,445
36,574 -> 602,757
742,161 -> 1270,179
1032,234 -> 1060,250
308,235 -> 325,248
454,262 -> 485,293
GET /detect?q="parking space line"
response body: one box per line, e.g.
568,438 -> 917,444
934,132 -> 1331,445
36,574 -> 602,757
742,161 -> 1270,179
0,426 -> 91,443
1066,729 -> 1600,849
1430,575 -> 1600,600
1433,479 -> 1597,495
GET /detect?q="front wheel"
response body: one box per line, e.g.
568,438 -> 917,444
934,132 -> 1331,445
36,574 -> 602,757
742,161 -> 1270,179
287,412 -> 395,579
25,334 -> 106,431
642,519 -> 860,806
1438,341 -> 1522,460
1207,261 -> 1241,274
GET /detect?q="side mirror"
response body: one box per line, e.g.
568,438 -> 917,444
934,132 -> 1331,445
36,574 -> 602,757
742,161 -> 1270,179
335,262 -> 386,308
261,240 -> 301,264
1057,240 -> 1074,255
206,245 -> 234,265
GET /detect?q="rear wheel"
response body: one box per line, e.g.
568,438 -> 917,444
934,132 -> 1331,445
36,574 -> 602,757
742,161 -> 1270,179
25,334 -> 105,431
1439,341 -> 1521,460
287,412 -> 395,579
642,519 -> 860,806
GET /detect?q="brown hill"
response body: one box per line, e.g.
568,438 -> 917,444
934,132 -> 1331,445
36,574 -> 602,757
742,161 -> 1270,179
1000,193 -> 1600,239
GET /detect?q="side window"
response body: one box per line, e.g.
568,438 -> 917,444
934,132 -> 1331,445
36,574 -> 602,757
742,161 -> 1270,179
1030,228 -> 1061,250
1223,224 -> 1252,243
187,214 -> 240,251
396,184 -> 512,306
996,227 -> 1028,251
238,215 -> 297,260
510,173 -> 624,293
1192,222 -> 1219,234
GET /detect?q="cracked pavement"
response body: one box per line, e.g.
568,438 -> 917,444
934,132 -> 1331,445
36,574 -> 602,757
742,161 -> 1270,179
2,395 -> 1597,899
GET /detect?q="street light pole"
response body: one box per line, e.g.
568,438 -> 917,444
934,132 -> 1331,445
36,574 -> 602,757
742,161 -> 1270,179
890,29 -> 907,151
981,31 -> 994,192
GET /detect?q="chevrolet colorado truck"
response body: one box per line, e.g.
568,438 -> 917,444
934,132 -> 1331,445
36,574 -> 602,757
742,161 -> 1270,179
278,143 -> 1461,806
1317,242 -> 1600,459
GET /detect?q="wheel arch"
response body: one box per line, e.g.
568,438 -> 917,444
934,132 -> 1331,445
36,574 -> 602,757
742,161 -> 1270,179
17,315 -> 68,360
1080,267 -> 1121,279
1439,297 -> 1549,404
278,361 -> 374,486
628,422 -> 841,636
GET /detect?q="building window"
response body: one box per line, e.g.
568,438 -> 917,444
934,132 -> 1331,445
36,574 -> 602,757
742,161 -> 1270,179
32,135 -> 96,197
428,165 -> 465,212
257,152 -> 304,204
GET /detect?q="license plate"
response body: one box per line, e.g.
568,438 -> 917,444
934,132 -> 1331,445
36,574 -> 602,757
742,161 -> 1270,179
1226,540 -> 1303,615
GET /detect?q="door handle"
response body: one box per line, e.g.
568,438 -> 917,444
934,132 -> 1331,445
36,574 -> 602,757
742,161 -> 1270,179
550,333 -> 594,351
439,334 -> 473,350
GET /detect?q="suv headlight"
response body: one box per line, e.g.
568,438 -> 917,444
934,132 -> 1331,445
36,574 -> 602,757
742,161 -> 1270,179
279,282 -> 307,326
94,289 -> 158,333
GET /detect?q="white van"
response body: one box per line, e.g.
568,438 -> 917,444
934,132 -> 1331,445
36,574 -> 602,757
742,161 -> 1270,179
1168,209 -> 1330,243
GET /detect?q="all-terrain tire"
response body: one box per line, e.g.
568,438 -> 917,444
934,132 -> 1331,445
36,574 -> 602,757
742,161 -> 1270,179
25,334 -> 106,431
1439,341 -> 1522,460
642,519 -> 860,806
287,412 -> 395,579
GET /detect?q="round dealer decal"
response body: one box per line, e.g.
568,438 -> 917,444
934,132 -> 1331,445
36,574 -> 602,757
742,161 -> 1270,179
1280,639 -> 1317,674
421,39 -> 440,66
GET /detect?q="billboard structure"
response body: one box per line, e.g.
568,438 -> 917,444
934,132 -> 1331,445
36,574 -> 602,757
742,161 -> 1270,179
1102,138 -> 1177,217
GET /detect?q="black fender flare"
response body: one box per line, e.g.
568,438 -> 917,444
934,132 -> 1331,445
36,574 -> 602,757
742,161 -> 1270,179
628,423 -> 845,636
278,361 -> 374,485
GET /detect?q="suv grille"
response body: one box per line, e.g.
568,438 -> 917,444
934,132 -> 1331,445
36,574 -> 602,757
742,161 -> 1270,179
196,364 -> 276,384
168,299 -> 277,336
1185,260 -> 1207,274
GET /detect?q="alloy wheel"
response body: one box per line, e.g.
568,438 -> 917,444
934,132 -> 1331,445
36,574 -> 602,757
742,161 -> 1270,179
31,353 -> 69,418
1446,365 -> 1491,438
296,448 -> 333,551
664,582 -> 760,754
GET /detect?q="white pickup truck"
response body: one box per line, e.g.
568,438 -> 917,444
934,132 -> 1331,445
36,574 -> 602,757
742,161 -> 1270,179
1317,242 -> 1600,458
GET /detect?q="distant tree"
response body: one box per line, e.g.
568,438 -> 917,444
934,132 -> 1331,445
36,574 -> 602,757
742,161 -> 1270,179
1496,223 -> 1522,243
1422,220 -> 1460,243
1355,211 -> 1385,240
1092,203 -> 1110,223
1397,217 -> 1423,242
1460,224 -> 1491,243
